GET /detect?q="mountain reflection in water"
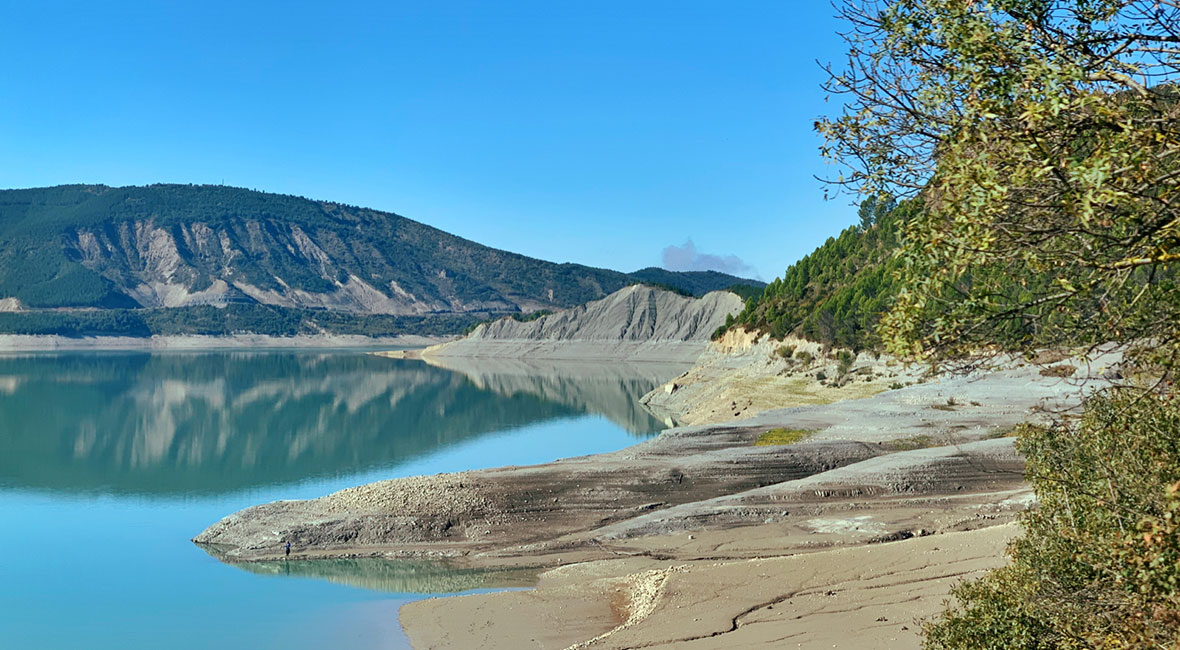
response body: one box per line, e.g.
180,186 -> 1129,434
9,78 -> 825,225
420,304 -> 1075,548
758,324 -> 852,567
0,351 -> 684,496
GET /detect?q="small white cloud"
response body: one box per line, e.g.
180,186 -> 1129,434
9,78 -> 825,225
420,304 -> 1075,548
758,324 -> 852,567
661,239 -> 757,278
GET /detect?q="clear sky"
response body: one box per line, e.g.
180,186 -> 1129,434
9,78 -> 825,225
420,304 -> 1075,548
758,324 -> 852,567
0,1 -> 854,281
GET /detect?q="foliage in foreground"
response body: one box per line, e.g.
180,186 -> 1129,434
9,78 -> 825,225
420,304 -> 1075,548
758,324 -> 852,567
819,0 -> 1180,370
925,389 -> 1180,648
816,1 -> 1180,646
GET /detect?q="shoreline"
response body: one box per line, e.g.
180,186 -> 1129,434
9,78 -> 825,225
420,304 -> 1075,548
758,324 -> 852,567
0,333 -> 450,351
195,363 -> 1095,566
419,339 -> 715,364
372,348 -> 424,360
194,353 -> 1112,649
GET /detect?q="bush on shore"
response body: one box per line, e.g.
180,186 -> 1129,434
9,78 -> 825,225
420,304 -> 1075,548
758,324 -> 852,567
924,389 -> 1180,648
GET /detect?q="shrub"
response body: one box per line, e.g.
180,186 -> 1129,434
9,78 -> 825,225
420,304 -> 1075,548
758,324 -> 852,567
924,390 -> 1180,648
836,349 -> 855,377
777,345 -> 796,359
795,350 -> 813,365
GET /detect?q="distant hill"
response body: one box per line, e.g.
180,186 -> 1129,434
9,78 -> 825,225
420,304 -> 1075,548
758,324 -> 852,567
628,267 -> 764,297
0,184 -> 759,336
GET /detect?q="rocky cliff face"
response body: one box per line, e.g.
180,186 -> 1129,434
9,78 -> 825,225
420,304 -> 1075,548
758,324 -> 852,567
424,285 -> 745,362
67,217 -> 499,314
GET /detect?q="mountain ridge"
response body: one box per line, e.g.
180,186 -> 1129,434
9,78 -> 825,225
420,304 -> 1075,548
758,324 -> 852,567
0,184 -> 761,335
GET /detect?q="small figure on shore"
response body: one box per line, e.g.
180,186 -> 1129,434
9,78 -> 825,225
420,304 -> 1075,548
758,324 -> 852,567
285,541 -> 291,558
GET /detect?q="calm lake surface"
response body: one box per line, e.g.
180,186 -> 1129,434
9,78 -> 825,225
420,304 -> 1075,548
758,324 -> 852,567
0,350 -> 683,650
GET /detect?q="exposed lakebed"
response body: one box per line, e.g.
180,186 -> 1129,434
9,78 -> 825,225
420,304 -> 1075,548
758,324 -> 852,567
0,350 -> 684,650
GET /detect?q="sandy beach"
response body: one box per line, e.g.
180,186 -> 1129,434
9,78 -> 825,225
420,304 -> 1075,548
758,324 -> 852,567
401,524 -> 1017,649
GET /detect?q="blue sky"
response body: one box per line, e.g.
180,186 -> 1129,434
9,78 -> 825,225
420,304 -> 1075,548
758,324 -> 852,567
0,1 -> 853,281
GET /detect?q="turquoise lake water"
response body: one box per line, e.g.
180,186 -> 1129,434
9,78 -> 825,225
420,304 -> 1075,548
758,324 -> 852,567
0,351 -> 680,649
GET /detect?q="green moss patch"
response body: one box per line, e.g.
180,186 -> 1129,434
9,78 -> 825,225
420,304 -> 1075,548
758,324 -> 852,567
754,428 -> 813,446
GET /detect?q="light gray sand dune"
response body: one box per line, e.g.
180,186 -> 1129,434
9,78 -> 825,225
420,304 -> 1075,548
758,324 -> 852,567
423,285 -> 744,363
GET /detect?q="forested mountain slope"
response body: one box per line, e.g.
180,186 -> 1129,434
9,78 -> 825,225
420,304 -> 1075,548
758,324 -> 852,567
0,184 -> 757,315
719,197 -> 909,350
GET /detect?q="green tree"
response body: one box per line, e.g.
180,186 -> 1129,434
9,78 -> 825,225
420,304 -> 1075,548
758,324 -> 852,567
857,192 -> 895,231
819,0 -> 1180,370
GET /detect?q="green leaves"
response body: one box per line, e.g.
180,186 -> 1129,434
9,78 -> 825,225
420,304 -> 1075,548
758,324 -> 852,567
926,391 -> 1180,647
822,0 -> 1180,369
